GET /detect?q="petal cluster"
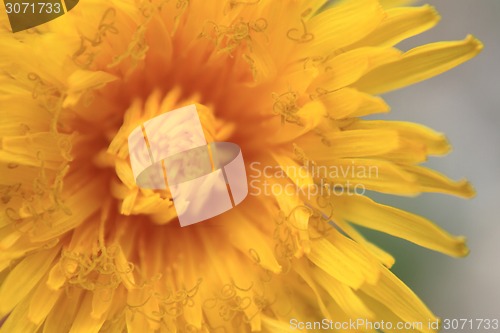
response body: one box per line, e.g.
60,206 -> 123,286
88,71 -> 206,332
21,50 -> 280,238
0,0 -> 481,332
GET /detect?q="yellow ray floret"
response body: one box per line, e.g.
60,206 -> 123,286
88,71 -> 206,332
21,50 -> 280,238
0,0 -> 482,332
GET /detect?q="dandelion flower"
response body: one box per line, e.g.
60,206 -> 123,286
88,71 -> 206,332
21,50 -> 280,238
0,0 -> 482,332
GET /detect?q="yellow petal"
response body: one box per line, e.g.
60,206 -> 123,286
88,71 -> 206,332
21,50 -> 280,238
63,70 -> 118,108
224,209 -> 282,274
91,284 -> 115,320
311,47 -> 402,91
0,101 -> 50,136
323,228 -> 380,285
121,188 -> 139,216
347,120 -> 451,156
0,225 -> 23,251
115,159 -> 136,190
247,42 -> 278,85
306,0 -> 386,55
374,139 -> 429,164
294,259 -> 333,318
0,295 -> 41,333
340,195 -> 469,257
354,35 -> 483,94
358,292 -> 434,333
298,129 -> 400,160
271,153 -> 315,189
402,165 -> 476,198
360,266 -> 437,333
28,279 -> 63,325
115,247 -> 136,289
43,289 -> 85,333
316,158 -> 421,195
351,5 -> 441,48
1,133 -> 73,163
269,178 -> 312,256
126,291 -> 160,333
332,216 -> 396,268
47,262 -> 66,290
319,88 -> 390,119
30,178 -> 104,242
266,100 -> 327,144
0,245 -> 60,316
307,235 -> 373,289
313,266 -> 375,320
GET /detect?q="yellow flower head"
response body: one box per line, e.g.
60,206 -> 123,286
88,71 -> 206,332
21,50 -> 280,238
0,0 -> 482,332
